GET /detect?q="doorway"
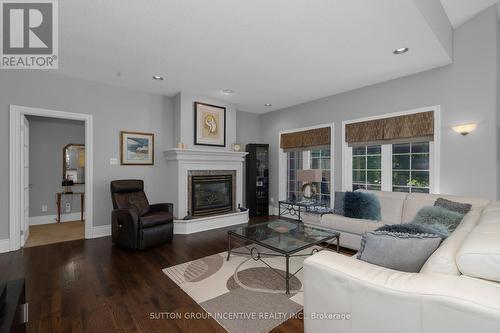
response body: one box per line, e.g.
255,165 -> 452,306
9,105 -> 93,251
24,116 -> 86,247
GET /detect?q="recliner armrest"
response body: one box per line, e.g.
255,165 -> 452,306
112,208 -> 139,229
149,203 -> 174,214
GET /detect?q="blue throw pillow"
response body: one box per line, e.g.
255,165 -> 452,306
376,223 -> 448,238
412,206 -> 464,233
343,191 -> 381,221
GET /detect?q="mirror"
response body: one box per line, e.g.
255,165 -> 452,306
63,144 -> 85,184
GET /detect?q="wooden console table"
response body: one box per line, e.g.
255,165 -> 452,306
56,192 -> 85,223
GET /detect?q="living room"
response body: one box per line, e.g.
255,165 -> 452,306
0,0 -> 499,332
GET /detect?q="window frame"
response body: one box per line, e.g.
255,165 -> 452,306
342,106 -> 440,193
279,123 -> 335,211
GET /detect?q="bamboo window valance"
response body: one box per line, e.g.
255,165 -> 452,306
280,127 -> 331,149
345,111 -> 434,144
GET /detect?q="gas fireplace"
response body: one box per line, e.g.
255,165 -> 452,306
189,172 -> 235,217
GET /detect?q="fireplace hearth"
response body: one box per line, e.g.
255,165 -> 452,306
189,172 -> 235,217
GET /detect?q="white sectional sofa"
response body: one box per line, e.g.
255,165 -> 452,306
303,192 -> 500,333
304,190 -> 488,250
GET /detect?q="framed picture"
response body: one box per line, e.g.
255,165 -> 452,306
194,102 -> 226,147
120,131 -> 154,165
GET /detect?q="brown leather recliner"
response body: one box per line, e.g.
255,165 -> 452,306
110,180 -> 173,250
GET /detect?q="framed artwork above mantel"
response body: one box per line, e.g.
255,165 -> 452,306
194,102 -> 226,147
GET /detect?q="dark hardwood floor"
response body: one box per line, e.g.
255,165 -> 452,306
0,216 -> 353,333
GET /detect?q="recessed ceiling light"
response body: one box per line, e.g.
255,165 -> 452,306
222,89 -> 234,95
393,47 -> 409,55
152,75 -> 164,80
264,103 -> 272,107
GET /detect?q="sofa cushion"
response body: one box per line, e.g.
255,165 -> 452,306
139,211 -> 173,228
420,209 -> 481,275
457,209 -> 500,282
343,192 -> 381,220
402,193 -> 488,223
358,231 -> 442,273
357,190 -> 408,224
321,214 -> 381,235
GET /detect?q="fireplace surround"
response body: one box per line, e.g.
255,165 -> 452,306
164,148 -> 249,234
189,171 -> 236,217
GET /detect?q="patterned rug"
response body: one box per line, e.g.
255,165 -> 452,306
163,245 -> 316,333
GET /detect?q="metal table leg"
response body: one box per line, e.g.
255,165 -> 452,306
227,234 -> 232,261
285,254 -> 290,295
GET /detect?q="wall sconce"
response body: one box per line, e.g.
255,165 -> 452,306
451,123 -> 477,136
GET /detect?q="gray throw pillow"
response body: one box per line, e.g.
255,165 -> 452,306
333,192 -> 345,215
434,197 -> 471,215
412,206 -> 464,233
357,231 -> 442,273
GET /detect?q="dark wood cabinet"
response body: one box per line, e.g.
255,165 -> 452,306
245,144 -> 269,217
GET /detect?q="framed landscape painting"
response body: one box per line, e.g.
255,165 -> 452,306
194,102 -> 226,147
120,131 -> 154,165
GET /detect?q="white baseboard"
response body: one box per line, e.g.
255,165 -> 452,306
92,224 -> 111,238
30,212 -> 84,225
0,239 -> 10,253
174,211 -> 249,234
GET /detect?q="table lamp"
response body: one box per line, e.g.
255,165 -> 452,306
297,169 -> 322,200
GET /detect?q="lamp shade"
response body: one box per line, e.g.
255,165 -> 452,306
451,123 -> 477,135
297,169 -> 323,183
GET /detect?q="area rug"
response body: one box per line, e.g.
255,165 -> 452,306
163,245 -> 316,333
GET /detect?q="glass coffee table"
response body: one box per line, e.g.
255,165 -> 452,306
227,220 -> 340,294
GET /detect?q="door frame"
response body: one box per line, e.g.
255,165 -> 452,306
9,105 -> 94,251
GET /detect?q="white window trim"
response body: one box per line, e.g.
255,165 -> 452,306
278,123 -> 335,210
341,105 -> 441,193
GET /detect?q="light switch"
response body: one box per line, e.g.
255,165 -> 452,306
110,158 -> 118,165
41,205 -> 47,212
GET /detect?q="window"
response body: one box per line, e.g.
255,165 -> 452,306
310,149 -> 331,205
352,145 -> 381,191
347,141 -> 433,193
392,142 -> 430,193
286,148 -> 332,206
286,151 -> 303,202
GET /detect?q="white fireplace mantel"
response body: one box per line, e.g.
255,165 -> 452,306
164,148 -> 249,234
164,148 -> 248,163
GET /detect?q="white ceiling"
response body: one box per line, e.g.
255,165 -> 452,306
440,0 -> 498,28
55,0 -> 487,114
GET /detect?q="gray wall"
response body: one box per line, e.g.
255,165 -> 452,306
260,7 -> 498,207
173,92 -> 237,150
28,116 -> 85,218
498,23 -> 500,198
0,71 -> 174,239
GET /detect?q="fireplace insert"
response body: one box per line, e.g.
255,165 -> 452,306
191,174 -> 233,216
